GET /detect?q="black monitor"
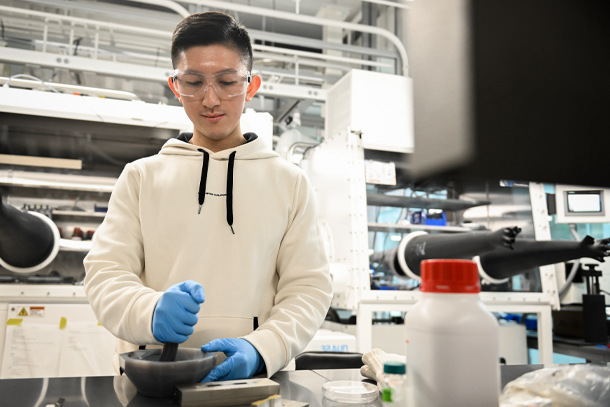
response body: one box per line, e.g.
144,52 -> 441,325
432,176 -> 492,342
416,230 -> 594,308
405,0 -> 610,187
555,185 -> 610,223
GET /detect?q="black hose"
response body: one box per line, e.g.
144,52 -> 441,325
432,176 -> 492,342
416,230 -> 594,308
0,190 -> 56,268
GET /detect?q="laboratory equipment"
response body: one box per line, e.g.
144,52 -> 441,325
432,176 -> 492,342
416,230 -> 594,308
0,189 -> 60,273
119,347 -> 216,398
554,185 -> 610,224
371,226 -> 610,283
322,380 -> 379,403
381,361 -> 407,406
176,378 -> 280,407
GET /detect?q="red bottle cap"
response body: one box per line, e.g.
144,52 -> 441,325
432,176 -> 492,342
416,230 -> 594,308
420,259 -> 481,293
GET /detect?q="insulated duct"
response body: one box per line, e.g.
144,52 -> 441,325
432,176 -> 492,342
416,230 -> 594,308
371,227 -> 610,283
0,190 -> 60,273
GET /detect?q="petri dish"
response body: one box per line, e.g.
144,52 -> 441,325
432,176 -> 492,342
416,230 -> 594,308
322,380 -> 379,403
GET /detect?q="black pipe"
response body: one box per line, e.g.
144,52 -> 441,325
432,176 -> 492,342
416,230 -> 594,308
372,226 -> 610,282
0,190 -> 56,269
404,227 -> 521,275
371,227 -> 520,277
479,235 -> 610,280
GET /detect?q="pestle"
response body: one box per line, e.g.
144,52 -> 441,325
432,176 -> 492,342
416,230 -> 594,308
159,342 -> 179,362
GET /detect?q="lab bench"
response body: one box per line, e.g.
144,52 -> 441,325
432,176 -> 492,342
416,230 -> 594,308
0,365 -> 568,407
526,330 -> 610,363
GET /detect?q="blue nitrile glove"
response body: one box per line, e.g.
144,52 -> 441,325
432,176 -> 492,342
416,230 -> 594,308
152,280 -> 205,343
200,338 -> 265,382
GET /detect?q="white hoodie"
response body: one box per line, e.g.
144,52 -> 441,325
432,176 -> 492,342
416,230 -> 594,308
84,133 -> 333,376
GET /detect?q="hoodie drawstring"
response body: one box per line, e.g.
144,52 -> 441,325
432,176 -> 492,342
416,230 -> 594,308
197,149 -> 209,215
226,151 -> 236,234
197,149 -> 236,234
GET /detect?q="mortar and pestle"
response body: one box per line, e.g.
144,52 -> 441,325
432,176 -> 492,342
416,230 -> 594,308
120,342 -> 217,398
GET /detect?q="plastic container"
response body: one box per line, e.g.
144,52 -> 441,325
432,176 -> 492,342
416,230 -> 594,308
322,381 -> 379,403
381,361 -> 407,406
405,259 -> 500,407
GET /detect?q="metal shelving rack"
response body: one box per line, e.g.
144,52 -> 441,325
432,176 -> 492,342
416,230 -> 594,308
367,193 -> 491,233
367,193 -> 490,211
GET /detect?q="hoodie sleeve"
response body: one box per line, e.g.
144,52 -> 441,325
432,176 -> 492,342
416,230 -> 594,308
242,172 -> 333,376
83,163 -> 162,345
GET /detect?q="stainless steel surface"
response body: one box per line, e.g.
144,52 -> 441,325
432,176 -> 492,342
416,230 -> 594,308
0,365 -> 579,407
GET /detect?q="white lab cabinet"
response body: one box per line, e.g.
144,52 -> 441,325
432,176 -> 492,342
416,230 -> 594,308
325,69 -> 414,153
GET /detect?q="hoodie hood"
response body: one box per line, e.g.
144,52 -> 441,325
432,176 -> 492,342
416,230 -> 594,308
158,132 -> 278,234
159,132 -> 278,160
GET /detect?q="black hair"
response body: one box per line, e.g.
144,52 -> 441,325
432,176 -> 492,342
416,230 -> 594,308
171,11 -> 253,71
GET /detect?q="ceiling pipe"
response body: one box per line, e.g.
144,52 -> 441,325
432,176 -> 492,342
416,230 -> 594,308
0,5 -> 171,39
128,0 -> 410,76
1,5 -> 390,75
0,4 -> 399,97
253,44 -> 394,69
363,0 -> 412,10
127,0 -> 190,18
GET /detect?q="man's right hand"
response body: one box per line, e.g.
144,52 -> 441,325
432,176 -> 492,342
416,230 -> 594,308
152,280 -> 205,343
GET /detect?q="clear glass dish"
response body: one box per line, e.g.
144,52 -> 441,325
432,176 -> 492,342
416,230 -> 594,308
322,380 -> 379,403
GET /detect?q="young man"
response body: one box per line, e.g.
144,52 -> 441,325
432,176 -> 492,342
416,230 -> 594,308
84,11 -> 332,381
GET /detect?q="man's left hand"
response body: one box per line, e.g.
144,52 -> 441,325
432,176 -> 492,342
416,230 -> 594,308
200,338 -> 265,382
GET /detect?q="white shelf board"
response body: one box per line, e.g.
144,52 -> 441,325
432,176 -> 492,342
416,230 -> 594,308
59,239 -> 93,252
367,222 -> 474,233
52,210 -> 106,218
0,87 -> 191,130
0,284 -> 87,302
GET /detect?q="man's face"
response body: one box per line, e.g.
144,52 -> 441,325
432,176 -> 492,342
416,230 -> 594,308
169,44 -> 258,150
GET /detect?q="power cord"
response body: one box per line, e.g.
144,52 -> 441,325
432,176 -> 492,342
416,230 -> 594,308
3,74 -> 61,93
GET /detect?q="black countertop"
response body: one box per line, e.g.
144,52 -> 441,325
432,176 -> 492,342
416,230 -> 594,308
526,330 -> 610,363
0,365 -> 557,407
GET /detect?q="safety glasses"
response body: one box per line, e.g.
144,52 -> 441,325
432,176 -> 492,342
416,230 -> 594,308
171,69 -> 252,100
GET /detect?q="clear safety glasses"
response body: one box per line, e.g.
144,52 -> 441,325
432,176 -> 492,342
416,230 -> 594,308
171,69 -> 252,100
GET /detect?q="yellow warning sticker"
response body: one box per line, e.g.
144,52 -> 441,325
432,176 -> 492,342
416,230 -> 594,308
6,319 -> 22,326
59,317 -> 67,330
18,308 -> 28,317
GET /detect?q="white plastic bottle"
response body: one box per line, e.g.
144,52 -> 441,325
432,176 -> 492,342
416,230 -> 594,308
405,259 -> 500,407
